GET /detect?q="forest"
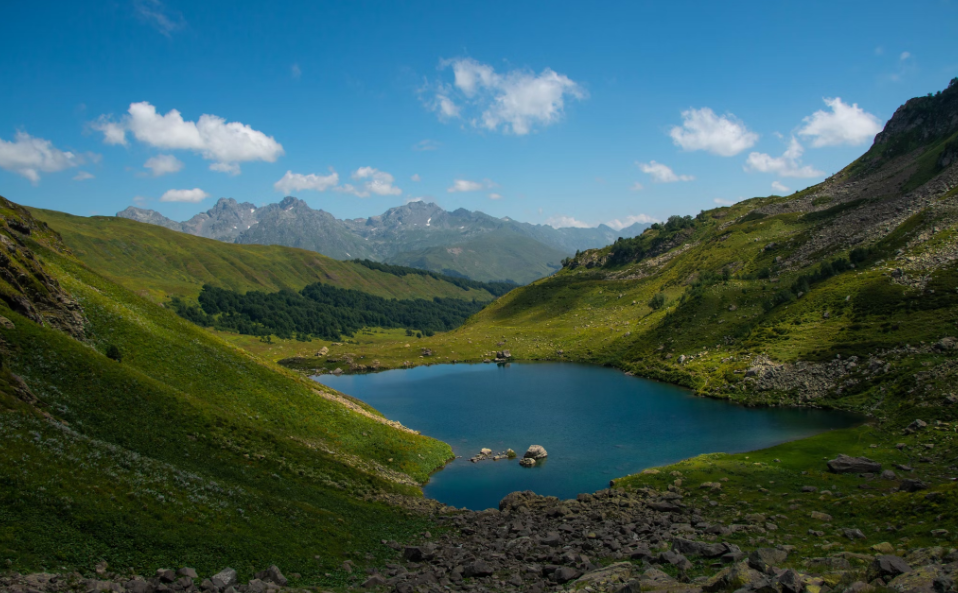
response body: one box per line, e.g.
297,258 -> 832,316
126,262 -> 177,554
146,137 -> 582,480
170,283 -> 487,340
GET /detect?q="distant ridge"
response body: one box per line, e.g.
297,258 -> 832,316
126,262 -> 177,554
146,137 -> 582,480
118,198 -> 651,283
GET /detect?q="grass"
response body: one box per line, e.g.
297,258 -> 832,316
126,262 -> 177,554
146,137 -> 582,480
0,206 -> 454,587
28,208 -> 497,304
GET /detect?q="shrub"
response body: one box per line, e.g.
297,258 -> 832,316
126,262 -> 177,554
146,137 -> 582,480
649,293 -> 667,310
105,344 -> 122,362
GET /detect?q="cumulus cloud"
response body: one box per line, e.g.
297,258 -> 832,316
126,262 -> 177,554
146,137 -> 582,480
447,179 -> 487,193
637,160 -> 694,183
336,167 -> 402,198
606,214 -> 657,230
488,193 -> 502,200
0,131 -> 82,183
629,182 -> 644,191
745,137 -> 823,178
160,188 -> 209,203
410,173 -> 421,182
545,215 -> 591,229
797,97 -> 883,147
771,180 -> 790,193
273,169 -> 340,193
144,154 -> 184,177
93,101 -> 284,174
425,58 -> 586,135
669,107 -> 758,156
73,171 -> 95,181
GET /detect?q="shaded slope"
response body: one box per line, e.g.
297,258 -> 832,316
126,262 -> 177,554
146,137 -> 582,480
1,196 -> 453,583
30,207 -> 497,303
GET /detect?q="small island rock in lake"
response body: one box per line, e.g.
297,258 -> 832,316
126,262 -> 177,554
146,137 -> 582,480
524,444 -> 548,460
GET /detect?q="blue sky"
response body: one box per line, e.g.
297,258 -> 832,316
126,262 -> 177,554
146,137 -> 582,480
1,1 -> 956,229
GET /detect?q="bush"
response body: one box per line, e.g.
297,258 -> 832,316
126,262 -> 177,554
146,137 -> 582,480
105,344 -> 122,362
649,293 -> 667,310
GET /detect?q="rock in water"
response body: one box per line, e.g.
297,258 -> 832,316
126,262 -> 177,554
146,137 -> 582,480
524,445 -> 548,459
827,454 -> 881,473
519,457 -> 536,467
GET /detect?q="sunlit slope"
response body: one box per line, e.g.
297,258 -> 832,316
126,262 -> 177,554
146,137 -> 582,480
30,207 -> 496,303
1,197 -> 452,582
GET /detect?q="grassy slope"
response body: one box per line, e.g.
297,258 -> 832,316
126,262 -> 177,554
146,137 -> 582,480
386,230 -> 566,284
30,208 -> 496,303
0,207 -> 453,585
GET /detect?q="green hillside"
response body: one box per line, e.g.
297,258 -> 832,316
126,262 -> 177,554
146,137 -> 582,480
386,229 -> 567,284
1,196 -> 452,586
29,208 -> 497,303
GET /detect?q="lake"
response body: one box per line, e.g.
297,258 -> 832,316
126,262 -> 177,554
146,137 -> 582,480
314,362 -> 861,510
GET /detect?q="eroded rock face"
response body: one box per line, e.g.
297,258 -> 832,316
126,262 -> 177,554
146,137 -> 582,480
0,196 -> 86,339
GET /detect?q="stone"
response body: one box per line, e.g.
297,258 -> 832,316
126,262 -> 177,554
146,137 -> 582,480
748,548 -> 788,572
463,560 -> 495,578
361,575 -> 388,588
331,367 -> 343,375
127,580 -> 154,593
828,454 -> 882,473
908,419 -> 928,431
900,479 -> 928,492
704,562 -> 764,593
265,566 -> 286,587
810,511 -> 833,521
519,457 -> 536,467
524,445 -> 548,459
246,579 -> 267,593
402,545 -> 436,562
872,543 -> 896,554
211,568 -> 238,590
778,569 -> 804,593
887,565 -> 940,593
553,566 -> 581,584
673,538 -> 728,558
845,528 -> 867,540
480,448 -> 492,455
176,568 -> 197,580
867,555 -> 912,582
0,316 -> 14,329
882,470 -> 898,480
156,569 -> 176,583
802,486 -> 818,492
571,562 -> 635,591
656,550 -> 692,571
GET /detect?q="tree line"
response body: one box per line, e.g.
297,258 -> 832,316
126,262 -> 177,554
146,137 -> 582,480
170,283 -> 487,340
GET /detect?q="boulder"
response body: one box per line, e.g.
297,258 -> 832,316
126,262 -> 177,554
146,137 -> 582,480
900,479 -> 928,492
331,367 -> 343,375
673,538 -> 728,558
176,568 -> 198,579
211,568 -> 238,590
362,575 -> 388,588
827,454 -> 882,473
704,562 -> 764,593
571,562 -> 635,591
844,528 -> 867,540
748,548 -> 788,571
156,569 -> 176,583
810,511 -> 833,521
317,346 -> 329,356
0,315 -> 14,329
519,457 -> 536,467
867,555 -> 912,582
480,448 -> 492,455
524,445 -> 548,459
463,560 -> 495,578
265,565 -> 286,587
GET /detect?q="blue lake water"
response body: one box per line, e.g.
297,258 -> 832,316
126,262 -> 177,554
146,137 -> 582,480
314,363 -> 861,511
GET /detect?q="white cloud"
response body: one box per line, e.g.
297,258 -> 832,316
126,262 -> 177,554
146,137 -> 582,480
336,167 -> 402,197
426,58 -> 586,135
771,181 -> 790,193
447,179 -> 486,193
133,195 -> 148,206
291,64 -> 301,79
669,107 -> 758,156
144,154 -> 184,176
546,215 -> 591,229
713,198 -> 736,205
637,160 -> 694,183
93,101 -> 284,174
606,214 -> 657,230
900,51 -> 911,61
411,173 -> 421,182
488,193 -> 502,200
273,169 -> 339,193
0,131 -> 82,183
160,188 -> 209,203
405,197 -> 425,204
412,139 -> 440,151
73,171 -> 95,181
133,0 -> 185,37
91,116 -> 128,146
745,137 -> 824,178
797,97 -> 883,147
629,182 -> 644,191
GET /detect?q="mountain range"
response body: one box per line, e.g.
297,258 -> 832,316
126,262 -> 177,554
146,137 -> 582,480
117,199 -> 651,283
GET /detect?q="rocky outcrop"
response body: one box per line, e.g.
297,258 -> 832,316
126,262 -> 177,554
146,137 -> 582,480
827,454 -> 882,474
0,196 -> 86,339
